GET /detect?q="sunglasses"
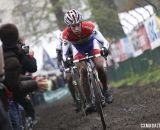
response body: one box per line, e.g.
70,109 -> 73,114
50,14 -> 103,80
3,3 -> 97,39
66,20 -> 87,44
70,23 -> 80,27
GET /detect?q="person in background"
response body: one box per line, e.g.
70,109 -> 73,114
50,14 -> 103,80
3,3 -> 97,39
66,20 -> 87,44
10,37 -> 42,130
56,33 -> 80,111
0,40 -> 13,130
0,23 -> 48,130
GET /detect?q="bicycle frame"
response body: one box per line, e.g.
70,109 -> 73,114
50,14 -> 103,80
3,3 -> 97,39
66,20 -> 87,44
85,57 -> 104,102
73,53 -> 104,94
73,53 -> 107,129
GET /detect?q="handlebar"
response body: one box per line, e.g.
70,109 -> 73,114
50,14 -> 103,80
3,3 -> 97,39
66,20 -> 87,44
73,47 -> 108,63
63,48 -> 108,71
73,53 -> 101,63
63,54 -> 100,72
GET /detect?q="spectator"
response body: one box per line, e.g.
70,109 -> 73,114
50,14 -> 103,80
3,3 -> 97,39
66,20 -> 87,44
15,38 -> 37,121
0,23 -> 48,130
0,40 -> 13,130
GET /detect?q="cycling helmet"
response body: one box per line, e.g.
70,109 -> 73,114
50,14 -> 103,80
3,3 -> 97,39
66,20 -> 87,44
64,9 -> 82,26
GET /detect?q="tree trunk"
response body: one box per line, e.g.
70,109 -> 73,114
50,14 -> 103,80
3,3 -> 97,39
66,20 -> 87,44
50,0 -> 65,30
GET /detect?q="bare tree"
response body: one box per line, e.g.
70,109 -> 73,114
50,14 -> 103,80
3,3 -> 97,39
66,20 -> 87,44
50,0 -> 65,30
11,0 -> 89,44
12,0 -> 58,41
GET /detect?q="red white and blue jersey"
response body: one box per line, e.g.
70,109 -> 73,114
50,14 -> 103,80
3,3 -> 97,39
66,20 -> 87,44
62,21 -> 110,61
62,21 -> 95,43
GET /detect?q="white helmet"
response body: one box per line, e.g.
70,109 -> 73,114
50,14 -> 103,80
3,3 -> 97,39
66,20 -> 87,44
64,9 -> 82,26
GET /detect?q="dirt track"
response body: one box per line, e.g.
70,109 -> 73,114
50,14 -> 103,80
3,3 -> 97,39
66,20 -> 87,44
34,82 -> 160,130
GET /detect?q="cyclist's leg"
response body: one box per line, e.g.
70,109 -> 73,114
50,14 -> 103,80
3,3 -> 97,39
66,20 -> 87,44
75,62 -> 95,112
65,72 -> 76,103
91,38 -> 108,91
94,57 -> 107,89
71,44 -> 91,104
75,62 -> 91,103
72,43 -> 94,112
94,57 -> 113,103
91,37 -> 113,103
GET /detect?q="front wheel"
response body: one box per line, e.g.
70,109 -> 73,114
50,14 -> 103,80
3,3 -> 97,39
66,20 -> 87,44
91,76 -> 106,130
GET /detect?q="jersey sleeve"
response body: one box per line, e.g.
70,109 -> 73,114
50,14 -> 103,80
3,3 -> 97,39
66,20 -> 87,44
56,33 -> 62,50
93,29 -> 110,49
62,39 -> 70,61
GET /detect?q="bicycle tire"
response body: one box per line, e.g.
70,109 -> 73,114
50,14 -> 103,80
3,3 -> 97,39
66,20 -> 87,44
90,74 -> 106,130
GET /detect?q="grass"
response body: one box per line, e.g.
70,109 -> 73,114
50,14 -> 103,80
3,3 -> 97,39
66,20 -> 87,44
110,66 -> 160,88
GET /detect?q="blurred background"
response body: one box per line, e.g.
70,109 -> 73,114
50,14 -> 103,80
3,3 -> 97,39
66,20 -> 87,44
1,0 -> 160,103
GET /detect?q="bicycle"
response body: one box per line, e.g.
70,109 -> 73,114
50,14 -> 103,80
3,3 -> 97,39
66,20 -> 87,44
73,52 -> 107,130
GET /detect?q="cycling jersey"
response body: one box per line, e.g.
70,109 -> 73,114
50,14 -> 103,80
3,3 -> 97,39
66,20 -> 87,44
56,33 -> 62,51
62,22 -> 95,42
61,21 -> 110,61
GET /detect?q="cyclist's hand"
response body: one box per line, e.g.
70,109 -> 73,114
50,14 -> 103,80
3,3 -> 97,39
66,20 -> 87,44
64,57 -> 73,68
59,65 -> 65,72
101,47 -> 109,57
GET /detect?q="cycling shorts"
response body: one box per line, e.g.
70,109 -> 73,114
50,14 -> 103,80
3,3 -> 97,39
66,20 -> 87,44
71,36 -> 101,61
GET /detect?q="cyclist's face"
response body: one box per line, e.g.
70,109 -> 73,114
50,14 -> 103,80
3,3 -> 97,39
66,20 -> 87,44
70,23 -> 81,35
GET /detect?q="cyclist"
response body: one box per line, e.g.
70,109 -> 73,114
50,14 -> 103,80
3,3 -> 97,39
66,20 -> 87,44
56,33 -> 80,111
62,9 -> 113,112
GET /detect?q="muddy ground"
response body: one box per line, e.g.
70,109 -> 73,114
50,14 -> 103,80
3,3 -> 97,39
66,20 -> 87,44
34,82 -> 160,130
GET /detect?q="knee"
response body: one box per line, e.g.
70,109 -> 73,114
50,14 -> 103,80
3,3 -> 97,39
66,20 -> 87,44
96,64 -> 104,72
